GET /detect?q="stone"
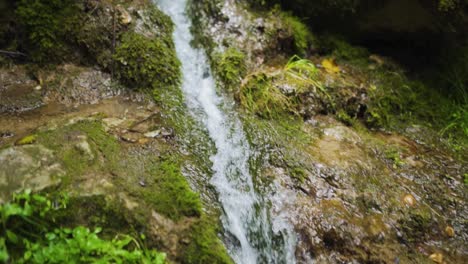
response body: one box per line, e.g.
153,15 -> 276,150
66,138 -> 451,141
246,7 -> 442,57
117,5 -> 132,25
429,253 -> 443,263
144,130 -> 160,138
74,136 -> 95,160
403,194 -> 416,207
445,226 -> 455,237
0,145 -> 64,202
120,132 -> 139,143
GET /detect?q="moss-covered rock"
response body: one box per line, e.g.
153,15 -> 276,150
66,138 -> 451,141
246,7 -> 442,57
114,31 -> 180,91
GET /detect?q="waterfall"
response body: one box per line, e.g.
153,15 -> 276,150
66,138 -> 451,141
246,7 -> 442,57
156,1 -> 296,263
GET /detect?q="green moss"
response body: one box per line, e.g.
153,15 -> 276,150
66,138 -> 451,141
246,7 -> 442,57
146,157 -> 202,220
114,31 -> 181,91
290,167 -> 306,183
182,216 -> 233,264
16,134 -> 37,145
212,47 -> 246,91
279,12 -> 315,56
384,147 -> 405,168
36,119 -> 119,179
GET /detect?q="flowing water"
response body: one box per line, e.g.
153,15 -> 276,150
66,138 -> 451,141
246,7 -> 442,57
156,1 -> 296,263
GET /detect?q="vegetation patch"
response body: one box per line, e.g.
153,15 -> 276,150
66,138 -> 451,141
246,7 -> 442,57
138,156 -> 202,221
114,32 -> 181,91
278,11 -> 315,56
0,190 -> 166,263
212,47 -> 247,91
181,216 -> 233,264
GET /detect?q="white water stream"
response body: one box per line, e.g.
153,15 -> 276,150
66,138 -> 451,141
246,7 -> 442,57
156,1 -> 296,263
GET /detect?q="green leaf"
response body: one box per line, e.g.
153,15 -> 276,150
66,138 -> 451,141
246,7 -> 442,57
6,230 -> 19,244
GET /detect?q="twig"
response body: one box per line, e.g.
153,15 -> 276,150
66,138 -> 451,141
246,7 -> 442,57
0,50 -> 27,57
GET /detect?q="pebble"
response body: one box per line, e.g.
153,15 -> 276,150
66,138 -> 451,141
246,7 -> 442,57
403,194 -> 416,207
445,226 -> 455,237
144,130 -> 160,138
429,253 -> 443,263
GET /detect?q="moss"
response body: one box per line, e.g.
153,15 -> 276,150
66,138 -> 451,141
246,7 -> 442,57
36,119 -> 119,179
212,47 -> 246,91
145,157 -> 202,220
114,31 -> 181,91
384,147 -> 405,168
16,134 -> 37,145
279,12 -> 315,56
290,167 -> 306,183
181,216 -> 233,264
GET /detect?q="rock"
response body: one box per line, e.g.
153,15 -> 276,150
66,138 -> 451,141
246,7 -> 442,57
429,253 -> 443,263
144,130 -> 160,138
138,138 -> 150,145
445,226 -> 455,237
130,120 -> 154,133
403,194 -> 416,207
0,131 -> 14,138
160,127 -> 174,138
103,117 -> 125,129
0,145 -> 64,202
116,5 -> 132,25
120,132 -> 139,143
74,136 -> 94,160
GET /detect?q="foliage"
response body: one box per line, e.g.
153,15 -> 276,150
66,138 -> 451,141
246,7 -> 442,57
20,227 -> 165,264
239,73 -> 293,118
279,11 -> 315,56
239,56 -> 326,119
15,0 -> 81,63
213,47 -> 247,91
283,55 -> 323,92
0,190 -> 165,263
114,32 -> 181,90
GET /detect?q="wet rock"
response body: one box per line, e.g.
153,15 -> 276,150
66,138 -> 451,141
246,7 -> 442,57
429,252 -> 444,263
74,135 -> 94,160
144,130 -> 160,138
43,65 -> 117,107
103,117 -> 125,130
120,132 -> 140,143
403,194 -> 416,207
116,5 -> 132,25
0,145 -> 64,202
0,66 -> 43,113
445,226 -> 455,237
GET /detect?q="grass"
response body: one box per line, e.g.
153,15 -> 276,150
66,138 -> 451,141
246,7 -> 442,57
212,47 -> 247,91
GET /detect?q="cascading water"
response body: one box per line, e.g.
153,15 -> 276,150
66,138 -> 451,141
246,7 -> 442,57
156,0 -> 296,263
